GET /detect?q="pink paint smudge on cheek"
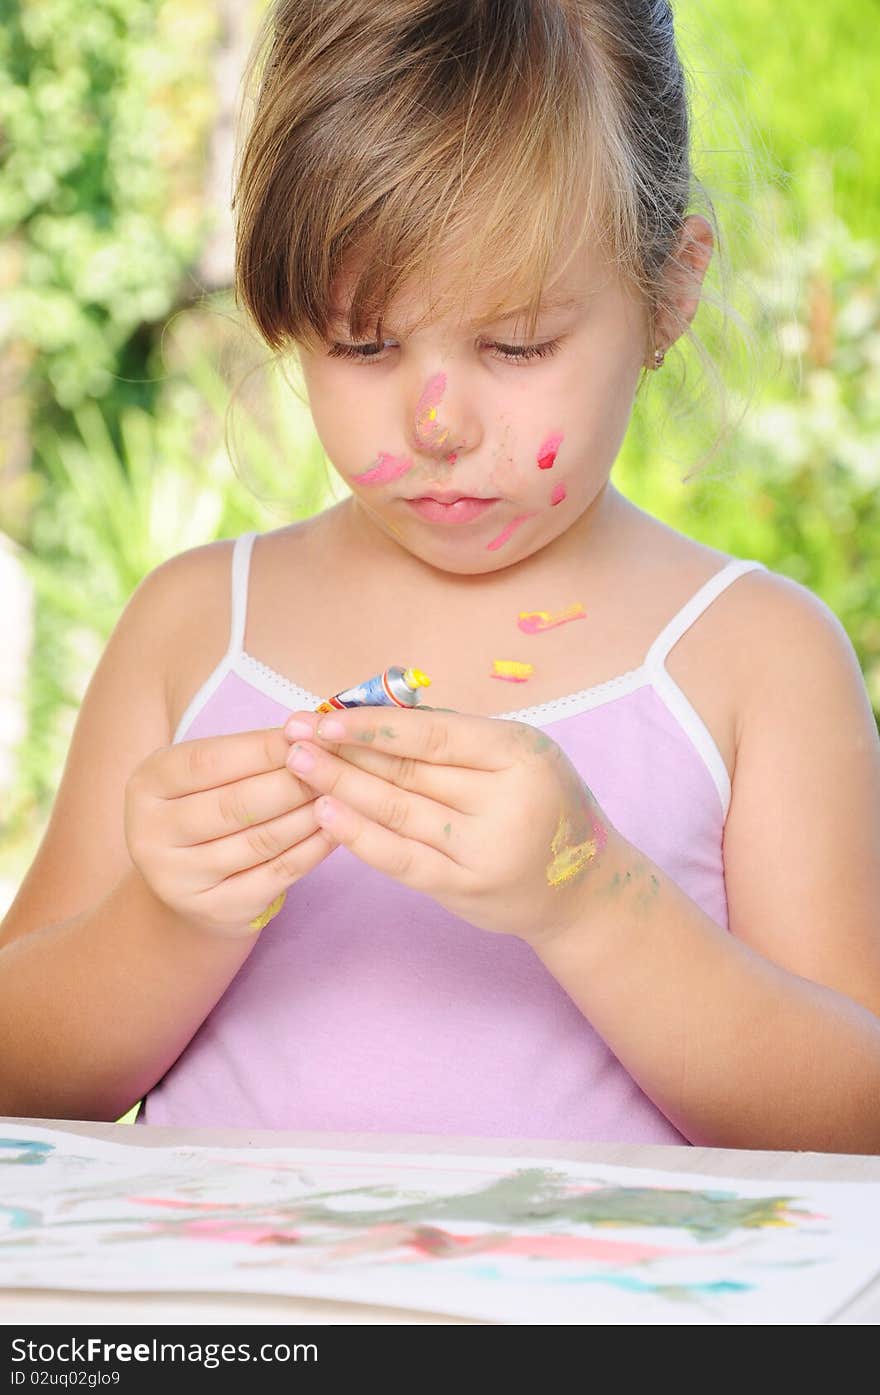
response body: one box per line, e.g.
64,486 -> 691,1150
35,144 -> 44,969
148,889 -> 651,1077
354,452 -> 414,485
537,432 -> 564,469
486,512 -> 536,551
550,482 -> 567,506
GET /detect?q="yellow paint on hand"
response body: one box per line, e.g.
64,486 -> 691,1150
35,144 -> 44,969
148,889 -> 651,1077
546,810 -> 608,888
249,889 -> 287,931
491,659 -> 534,682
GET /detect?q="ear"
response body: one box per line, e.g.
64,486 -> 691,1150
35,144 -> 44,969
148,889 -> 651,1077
654,214 -> 714,351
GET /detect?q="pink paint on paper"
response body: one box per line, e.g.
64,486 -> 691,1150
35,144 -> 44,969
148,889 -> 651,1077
159,1219 -> 302,1245
486,513 -> 535,551
550,482 -> 567,506
467,1233 -> 732,1264
537,432 -> 564,469
354,452 -> 414,485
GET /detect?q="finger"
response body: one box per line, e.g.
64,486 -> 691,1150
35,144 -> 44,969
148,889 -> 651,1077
145,726 -> 292,799
285,741 -> 470,857
289,724 -> 480,813
189,825 -> 337,933
312,794 -> 460,894
284,706 -> 524,773
168,799 -> 332,890
170,765 -> 316,846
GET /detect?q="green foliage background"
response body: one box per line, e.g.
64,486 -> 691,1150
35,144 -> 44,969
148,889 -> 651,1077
1,0 -> 878,886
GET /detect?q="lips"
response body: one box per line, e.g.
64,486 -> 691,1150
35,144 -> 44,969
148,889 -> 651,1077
404,495 -> 500,525
407,491 -> 497,503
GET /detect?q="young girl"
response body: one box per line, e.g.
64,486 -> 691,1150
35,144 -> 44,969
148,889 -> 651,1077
3,0 -> 880,1151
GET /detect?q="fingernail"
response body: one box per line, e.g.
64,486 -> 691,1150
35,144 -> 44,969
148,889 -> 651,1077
287,743 -> 316,773
285,718 -> 314,740
316,717 -> 346,740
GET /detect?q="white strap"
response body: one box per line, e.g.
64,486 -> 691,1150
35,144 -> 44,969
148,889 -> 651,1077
228,531 -> 257,657
645,558 -> 768,671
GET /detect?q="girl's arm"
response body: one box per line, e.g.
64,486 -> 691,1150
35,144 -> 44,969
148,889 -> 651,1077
0,546 -> 255,1121
535,571 -> 880,1152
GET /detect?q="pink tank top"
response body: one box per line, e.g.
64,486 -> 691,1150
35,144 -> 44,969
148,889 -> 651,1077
139,533 -> 766,1142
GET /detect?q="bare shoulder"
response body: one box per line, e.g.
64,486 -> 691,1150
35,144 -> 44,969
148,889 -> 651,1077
721,565 -> 880,1016
162,523 -> 320,735
141,538 -> 235,736
718,566 -> 873,745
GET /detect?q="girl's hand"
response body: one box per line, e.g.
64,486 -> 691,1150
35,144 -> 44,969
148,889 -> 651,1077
282,707 -> 620,948
124,728 -> 336,937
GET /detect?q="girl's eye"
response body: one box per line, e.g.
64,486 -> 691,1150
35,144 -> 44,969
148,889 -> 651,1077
326,338 -> 562,365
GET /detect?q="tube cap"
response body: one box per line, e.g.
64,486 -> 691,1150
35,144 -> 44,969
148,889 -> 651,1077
402,667 -> 431,691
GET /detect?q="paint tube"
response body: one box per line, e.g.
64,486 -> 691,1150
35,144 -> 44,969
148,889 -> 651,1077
316,666 -> 431,713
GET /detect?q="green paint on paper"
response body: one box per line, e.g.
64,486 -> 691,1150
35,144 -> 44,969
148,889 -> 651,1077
281,1168 -> 809,1241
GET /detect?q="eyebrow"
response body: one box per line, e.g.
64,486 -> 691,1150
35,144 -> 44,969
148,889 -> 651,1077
328,295 -> 584,331
488,296 -> 583,318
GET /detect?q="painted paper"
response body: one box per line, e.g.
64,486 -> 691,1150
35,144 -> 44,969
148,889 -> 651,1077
1,1125 -> 877,1325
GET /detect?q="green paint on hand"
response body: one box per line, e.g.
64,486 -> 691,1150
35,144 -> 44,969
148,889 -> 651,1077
356,730 -> 377,743
379,725 -> 397,739
443,822 -> 452,837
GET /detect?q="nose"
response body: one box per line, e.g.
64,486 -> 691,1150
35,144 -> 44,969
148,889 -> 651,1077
407,370 -> 481,463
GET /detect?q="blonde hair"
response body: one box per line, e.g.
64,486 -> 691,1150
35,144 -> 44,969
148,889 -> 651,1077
232,1 -> 772,468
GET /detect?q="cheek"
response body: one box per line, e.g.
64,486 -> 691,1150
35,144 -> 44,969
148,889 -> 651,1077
305,373 -> 382,464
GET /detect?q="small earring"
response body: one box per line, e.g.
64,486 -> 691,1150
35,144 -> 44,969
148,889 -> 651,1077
652,347 -> 665,370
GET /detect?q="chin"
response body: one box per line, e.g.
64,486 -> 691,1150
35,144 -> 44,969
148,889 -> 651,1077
410,538 -> 534,578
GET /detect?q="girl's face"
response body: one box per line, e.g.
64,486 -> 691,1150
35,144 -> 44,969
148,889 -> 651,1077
297,240 -> 651,575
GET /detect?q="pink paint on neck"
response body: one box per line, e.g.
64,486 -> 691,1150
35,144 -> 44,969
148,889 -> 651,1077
550,482 -> 567,506
537,432 -> 564,469
354,452 -> 414,485
486,513 -> 535,551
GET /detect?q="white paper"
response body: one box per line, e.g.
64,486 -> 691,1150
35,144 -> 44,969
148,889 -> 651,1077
1,1124 -> 878,1324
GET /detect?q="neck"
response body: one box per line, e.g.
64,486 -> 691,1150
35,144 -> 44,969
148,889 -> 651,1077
329,480 -> 633,597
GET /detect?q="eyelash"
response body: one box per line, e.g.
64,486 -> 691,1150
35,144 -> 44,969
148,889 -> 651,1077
326,338 -> 563,366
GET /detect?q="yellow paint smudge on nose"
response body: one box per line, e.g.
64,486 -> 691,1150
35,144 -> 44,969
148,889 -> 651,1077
491,659 -> 534,682
546,810 -> 608,888
415,375 -> 450,447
